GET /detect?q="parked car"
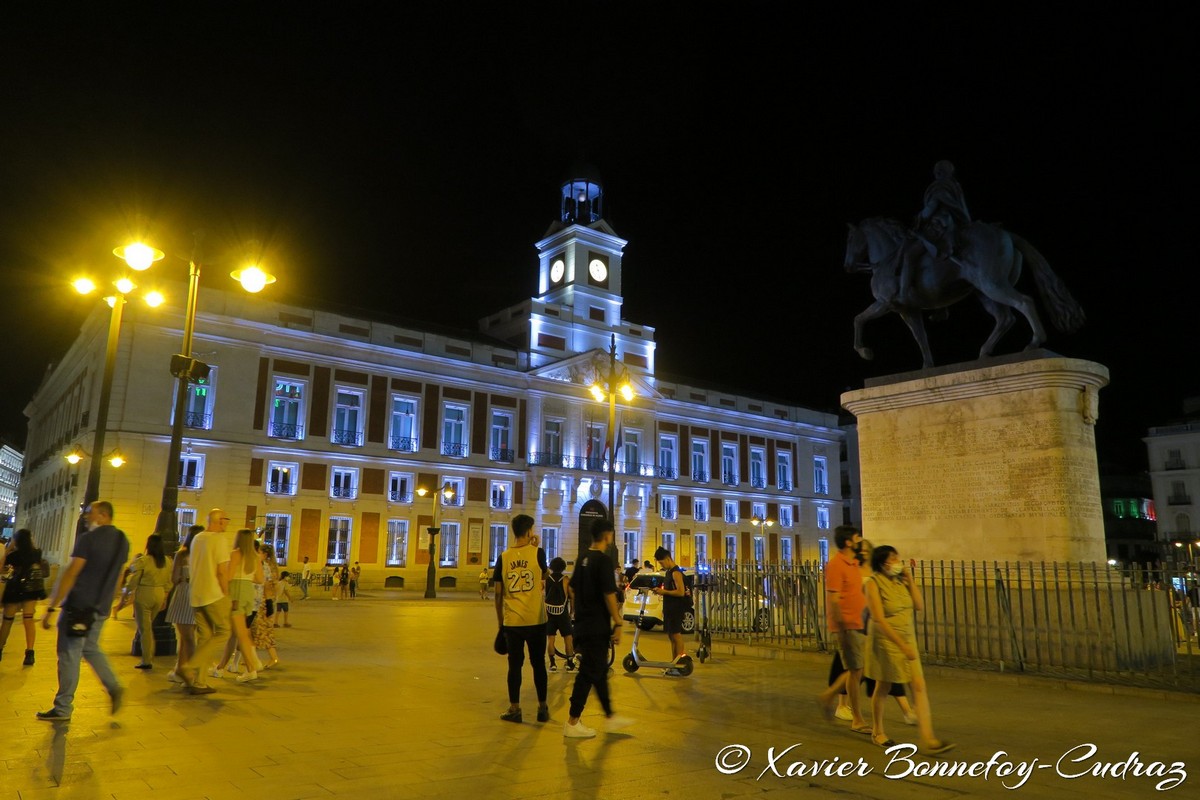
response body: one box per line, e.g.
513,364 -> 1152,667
621,571 -> 696,633
698,572 -> 773,632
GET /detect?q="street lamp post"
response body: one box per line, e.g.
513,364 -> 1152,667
418,482 -> 455,598
589,335 -> 634,526
751,515 -> 775,563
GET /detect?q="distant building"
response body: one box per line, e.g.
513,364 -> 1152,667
0,441 -> 22,528
18,176 -> 844,588
1144,396 -> 1200,562
1099,470 -> 1158,565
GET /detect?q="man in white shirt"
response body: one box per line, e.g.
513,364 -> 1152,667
300,557 -> 312,600
179,508 -> 231,694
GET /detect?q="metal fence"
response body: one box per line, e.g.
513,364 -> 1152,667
695,560 -> 1200,691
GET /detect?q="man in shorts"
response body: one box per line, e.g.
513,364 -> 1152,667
817,525 -> 868,732
652,546 -> 688,675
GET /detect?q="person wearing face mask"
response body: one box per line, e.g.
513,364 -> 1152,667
816,525 -> 868,733
863,545 -> 953,755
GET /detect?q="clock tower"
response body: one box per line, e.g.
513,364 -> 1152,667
481,171 -> 656,374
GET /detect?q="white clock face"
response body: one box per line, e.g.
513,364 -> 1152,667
550,259 -> 565,283
588,259 -> 608,282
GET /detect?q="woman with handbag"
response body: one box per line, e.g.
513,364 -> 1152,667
127,534 -> 173,669
0,529 -> 49,665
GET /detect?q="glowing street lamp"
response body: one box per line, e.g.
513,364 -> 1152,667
417,482 -> 456,598
588,334 -> 635,526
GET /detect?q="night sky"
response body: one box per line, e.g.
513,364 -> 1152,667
0,5 -> 1191,474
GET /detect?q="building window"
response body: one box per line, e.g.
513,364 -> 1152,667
813,456 -> 829,495
750,448 -> 766,489
490,480 -> 512,510
657,435 -> 678,480
691,439 -> 708,482
777,451 -> 793,491
269,379 -> 305,440
177,507 -> 197,544
620,429 -> 641,474
661,531 -> 675,556
332,388 -> 364,446
490,411 -> 514,462
623,530 -> 639,568
442,477 -> 465,506
585,424 -> 605,470
752,502 -> 767,521
327,516 -> 352,565
779,504 -> 794,527
179,454 -> 204,490
818,537 -> 830,564
442,404 -> 468,457
267,461 -> 298,495
660,495 -> 677,520
724,501 -> 738,524
1166,448 -> 1185,470
263,513 -> 290,565
694,498 -> 709,522
390,396 -> 419,452
439,521 -> 460,567
182,368 -> 216,429
721,443 -> 738,485
388,472 -> 414,503
488,523 -> 507,566
816,506 -> 831,530
724,534 -> 737,562
331,467 -> 359,500
542,526 -> 559,560
753,535 -> 765,563
385,519 -> 408,567
542,419 -> 562,459
695,533 -> 708,564
780,536 -> 793,564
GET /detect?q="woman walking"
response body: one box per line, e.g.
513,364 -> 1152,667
166,525 -> 203,683
0,529 -> 48,665
251,543 -> 280,669
863,545 -> 953,754
128,534 -> 173,669
217,529 -> 264,682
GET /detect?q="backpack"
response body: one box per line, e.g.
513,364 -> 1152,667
545,574 -> 568,616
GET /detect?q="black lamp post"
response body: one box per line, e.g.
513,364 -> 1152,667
419,482 -> 455,598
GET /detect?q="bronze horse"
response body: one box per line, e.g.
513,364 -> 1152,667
844,217 -> 1085,368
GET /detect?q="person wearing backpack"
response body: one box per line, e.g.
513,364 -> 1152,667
0,529 -> 50,665
544,557 -> 575,672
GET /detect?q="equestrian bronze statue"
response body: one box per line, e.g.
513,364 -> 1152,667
844,161 -> 1085,369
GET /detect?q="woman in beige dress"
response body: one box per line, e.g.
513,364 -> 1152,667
128,534 -> 173,669
863,545 -> 953,754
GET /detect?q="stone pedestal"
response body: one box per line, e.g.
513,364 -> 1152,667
841,351 -> 1109,564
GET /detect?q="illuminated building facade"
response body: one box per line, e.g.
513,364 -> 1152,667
18,177 -> 843,589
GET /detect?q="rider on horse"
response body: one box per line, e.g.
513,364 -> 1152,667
899,160 -> 972,300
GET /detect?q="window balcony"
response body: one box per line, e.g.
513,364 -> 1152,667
184,412 -> 212,429
1168,495 -> 1193,505
529,451 -> 564,468
269,422 -> 304,440
750,477 -> 766,489
331,486 -> 358,499
443,495 -> 464,507
390,435 -> 418,452
724,513 -> 738,524
691,469 -> 708,483
331,429 -> 363,447
491,447 -> 515,463
722,471 -> 739,486
814,483 -> 829,495
178,474 -> 203,489
655,465 -> 678,480
490,497 -> 511,509
778,479 -> 793,492
442,442 -> 469,458
1166,458 -> 1187,470
388,490 -> 412,503
267,482 -> 294,495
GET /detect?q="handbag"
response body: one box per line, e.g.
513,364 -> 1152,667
494,628 -> 508,655
18,559 -> 48,594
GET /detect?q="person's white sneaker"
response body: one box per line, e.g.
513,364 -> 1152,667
208,667 -> 223,679
236,670 -> 259,683
563,720 -> 597,739
903,711 -> 918,725
605,715 -> 635,732
834,705 -> 854,721
166,670 -> 183,683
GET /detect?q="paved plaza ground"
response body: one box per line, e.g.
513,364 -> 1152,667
1,589 -> 1196,799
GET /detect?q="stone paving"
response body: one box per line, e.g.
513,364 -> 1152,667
1,590 -> 1197,799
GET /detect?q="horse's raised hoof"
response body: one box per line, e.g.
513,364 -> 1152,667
856,347 -> 874,361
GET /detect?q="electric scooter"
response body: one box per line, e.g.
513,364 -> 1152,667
694,573 -> 712,663
621,586 -> 694,676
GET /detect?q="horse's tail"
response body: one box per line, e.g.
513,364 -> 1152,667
1011,233 -> 1086,333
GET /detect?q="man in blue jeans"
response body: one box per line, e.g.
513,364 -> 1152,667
38,500 -> 131,720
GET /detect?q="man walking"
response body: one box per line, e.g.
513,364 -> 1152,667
179,508 -> 232,694
817,525 -> 869,732
652,545 -> 688,675
37,500 -> 130,720
300,556 -> 311,600
493,514 -> 549,723
564,518 -> 633,738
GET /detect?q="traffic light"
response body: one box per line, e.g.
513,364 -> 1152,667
169,354 -> 211,382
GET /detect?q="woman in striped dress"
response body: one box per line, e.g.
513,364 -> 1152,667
166,525 -> 203,683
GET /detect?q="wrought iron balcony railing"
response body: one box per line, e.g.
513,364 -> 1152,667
750,477 -> 766,489
269,421 -> 304,440
178,474 -> 203,489
778,480 -> 793,491
655,465 -> 678,480
1168,495 -> 1193,505
442,442 -> 469,457
490,497 -> 512,509
267,482 -> 294,495
491,447 -> 515,463
331,429 -> 363,447
390,436 -> 418,452
691,469 -> 708,483
722,471 -> 739,486
184,411 -> 211,429
528,451 -> 565,467
331,486 -> 357,499
388,490 -> 413,503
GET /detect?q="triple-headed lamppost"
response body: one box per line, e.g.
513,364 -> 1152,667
589,334 -> 635,526
417,482 -> 456,598
751,514 -> 775,561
